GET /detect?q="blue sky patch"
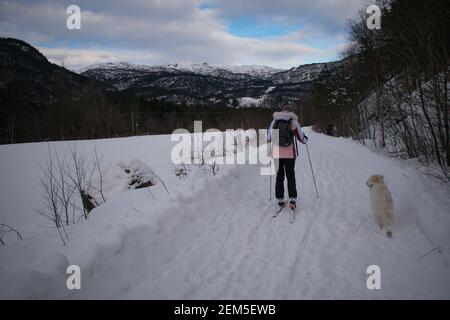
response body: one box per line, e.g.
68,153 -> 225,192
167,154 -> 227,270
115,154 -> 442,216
226,17 -> 304,38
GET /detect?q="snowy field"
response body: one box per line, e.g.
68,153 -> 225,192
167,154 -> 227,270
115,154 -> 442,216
0,128 -> 449,299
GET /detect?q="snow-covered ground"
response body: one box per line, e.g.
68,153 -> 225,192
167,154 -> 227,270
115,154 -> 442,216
237,87 -> 276,107
0,128 -> 449,299
237,96 -> 265,107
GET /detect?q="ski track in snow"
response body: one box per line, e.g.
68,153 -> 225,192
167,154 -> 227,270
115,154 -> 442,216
77,130 -> 450,299
1,129 -> 449,299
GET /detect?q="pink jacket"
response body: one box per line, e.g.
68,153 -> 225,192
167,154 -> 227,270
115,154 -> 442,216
268,111 -> 307,159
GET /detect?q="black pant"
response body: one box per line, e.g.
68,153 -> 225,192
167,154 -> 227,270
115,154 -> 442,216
275,158 -> 297,199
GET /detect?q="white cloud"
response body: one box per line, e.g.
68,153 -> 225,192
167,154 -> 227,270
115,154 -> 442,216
39,47 -> 159,70
1,0 -> 365,69
204,0 -> 366,31
39,35 -> 324,70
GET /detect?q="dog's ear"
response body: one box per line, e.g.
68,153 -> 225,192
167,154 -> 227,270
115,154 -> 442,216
370,175 -> 382,183
377,175 -> 384,183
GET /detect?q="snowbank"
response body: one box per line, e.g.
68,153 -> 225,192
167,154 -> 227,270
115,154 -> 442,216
0,129 -> 449,299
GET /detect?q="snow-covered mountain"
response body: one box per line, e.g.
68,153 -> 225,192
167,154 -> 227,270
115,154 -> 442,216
219,64 -> 284,78
80,61 -> 284,78
162,61 -> 284,78
80,61 -> 336,107
0,37 -> 339,109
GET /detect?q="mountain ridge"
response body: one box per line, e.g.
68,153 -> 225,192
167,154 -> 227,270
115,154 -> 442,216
0,37 -> 341,108
81,60 -> 339,107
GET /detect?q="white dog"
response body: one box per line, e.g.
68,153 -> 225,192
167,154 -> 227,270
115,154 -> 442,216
366,175 -> 394,238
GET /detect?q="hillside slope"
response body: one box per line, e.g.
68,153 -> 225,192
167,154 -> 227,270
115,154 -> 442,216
0,38 -> 103,106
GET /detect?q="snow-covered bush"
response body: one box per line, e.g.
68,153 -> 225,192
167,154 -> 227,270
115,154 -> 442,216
117,159 -> 158,190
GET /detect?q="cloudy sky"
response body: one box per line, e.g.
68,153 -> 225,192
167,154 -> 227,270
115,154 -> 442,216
0,0 -> 367,70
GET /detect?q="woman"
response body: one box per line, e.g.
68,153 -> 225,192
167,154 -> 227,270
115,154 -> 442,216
267,103 -> 308,209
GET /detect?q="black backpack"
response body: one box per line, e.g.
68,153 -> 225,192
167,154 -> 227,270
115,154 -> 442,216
273,118 -> 293,146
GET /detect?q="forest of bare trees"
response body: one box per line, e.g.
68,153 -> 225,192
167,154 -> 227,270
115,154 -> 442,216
312,0 -> 449,180
0,67 -> 275,144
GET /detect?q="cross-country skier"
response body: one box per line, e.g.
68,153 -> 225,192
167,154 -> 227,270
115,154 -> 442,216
267,102 -> 308,210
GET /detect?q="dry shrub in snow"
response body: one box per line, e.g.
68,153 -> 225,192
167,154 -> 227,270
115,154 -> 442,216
36,144 -> 107,244
0,220 -> 22,246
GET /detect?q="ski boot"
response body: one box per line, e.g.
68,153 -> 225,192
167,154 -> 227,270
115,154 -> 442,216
277,198 -> 285,208
288,198 -> 297,210
288,198 -> 296,223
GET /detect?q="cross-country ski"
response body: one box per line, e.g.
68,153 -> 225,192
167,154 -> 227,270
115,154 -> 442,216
289,208 -> 295,223
273,202 -> 286,218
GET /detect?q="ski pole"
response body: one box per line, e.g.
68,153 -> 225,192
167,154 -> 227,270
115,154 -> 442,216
269,158 -> 272,201
269,141 -> 272,201
306,143 -> 319,199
